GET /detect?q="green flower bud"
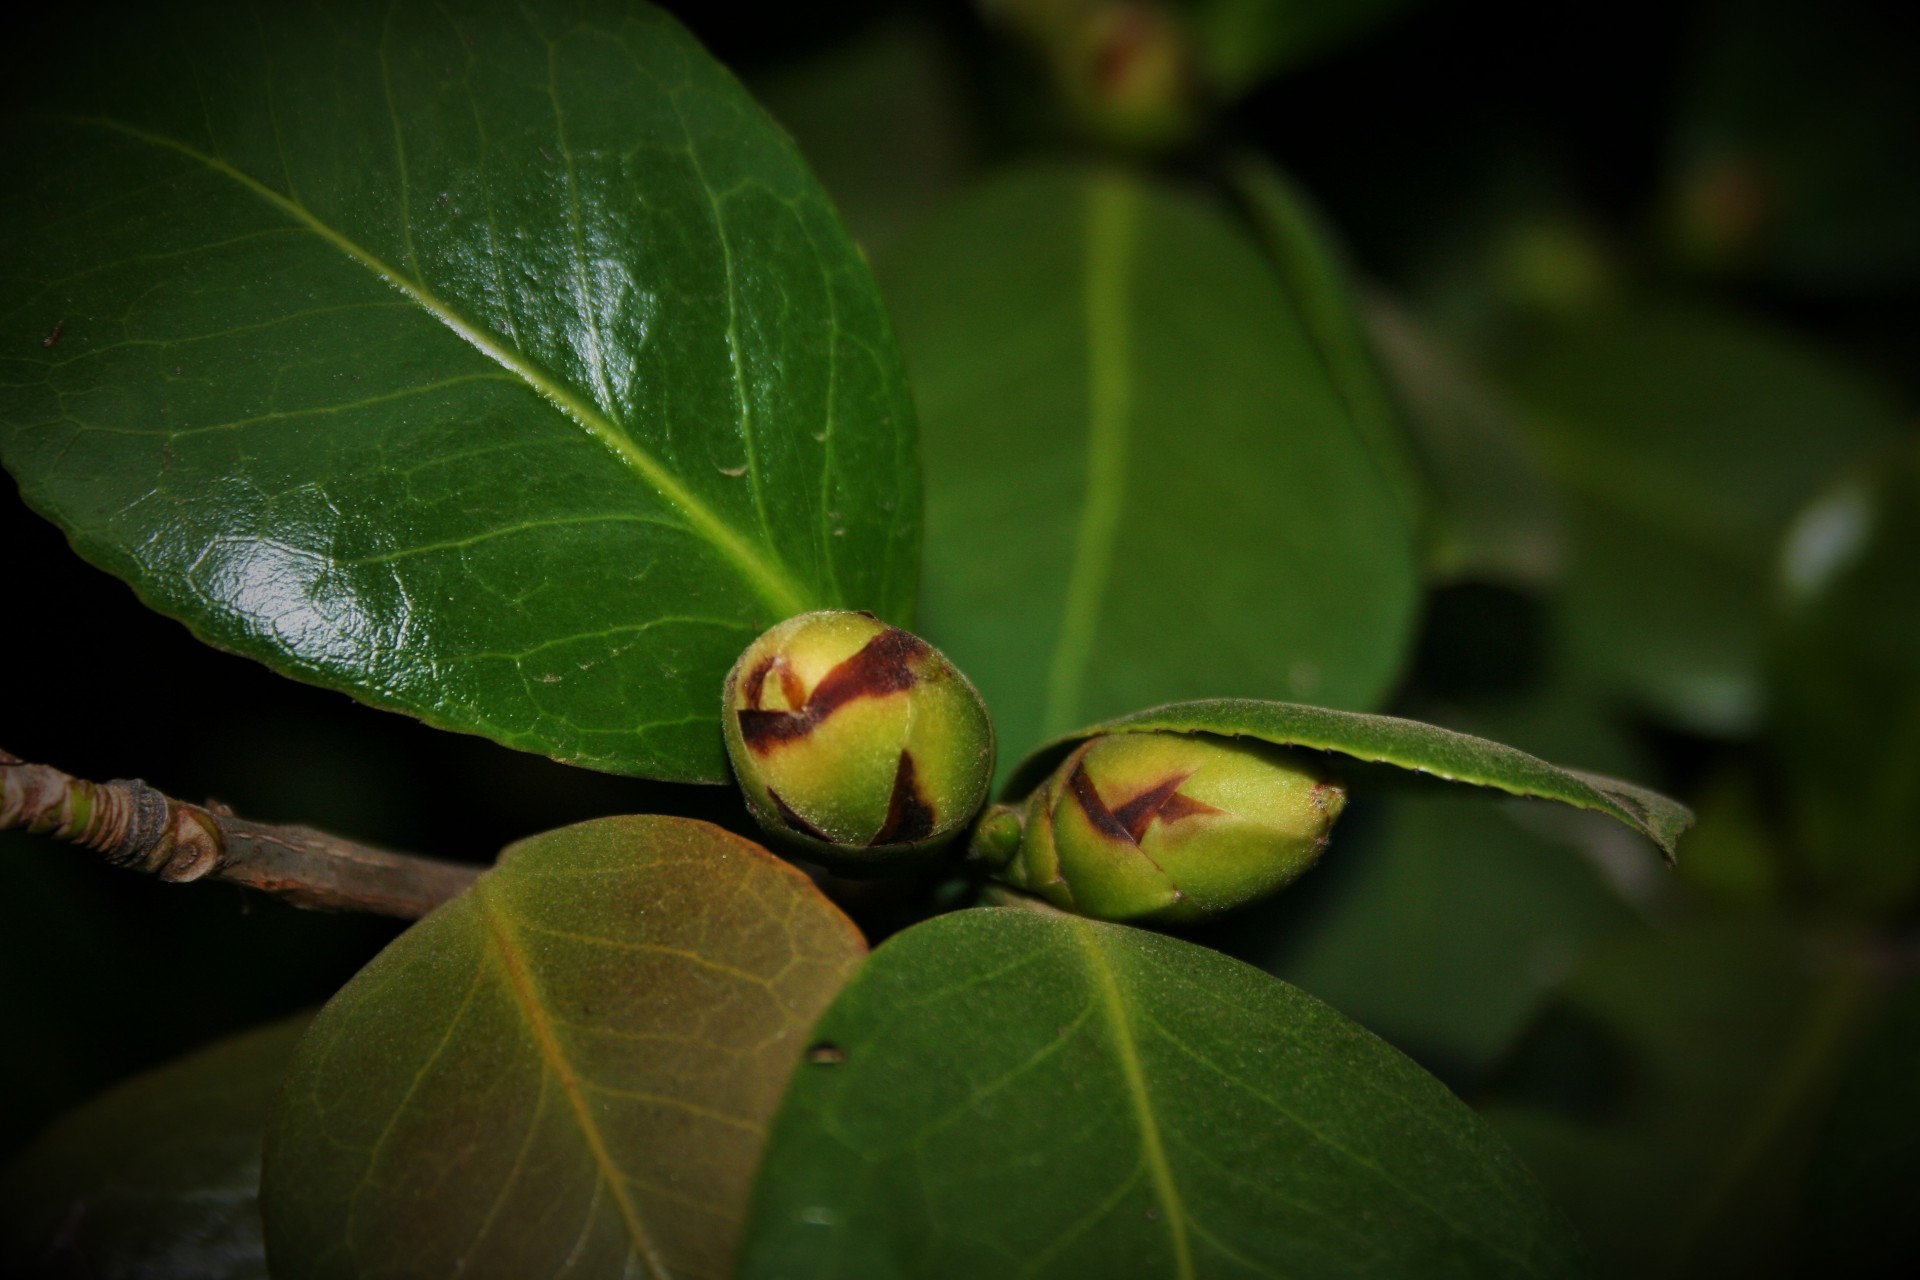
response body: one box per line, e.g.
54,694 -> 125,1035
999,732 -> 1346,923
722,611 -> 994,871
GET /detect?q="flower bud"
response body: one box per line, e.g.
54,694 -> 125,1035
998,732 -> 1345,923
722,611 -> 994,871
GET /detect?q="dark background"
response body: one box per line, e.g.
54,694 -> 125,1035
4,4 -> 1916,1270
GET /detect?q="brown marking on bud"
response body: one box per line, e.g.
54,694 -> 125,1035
737,627 -> 930,755
1111,774 -> 1187,841
870,751 -> 936,846
740,655 -> 775,707
1155,790 -> 1225,826
776,659 -> 807,709
1066,761 -> 1136,846
766,787 -> 832,843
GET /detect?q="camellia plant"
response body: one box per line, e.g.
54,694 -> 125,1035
6,1 -> 1910,1277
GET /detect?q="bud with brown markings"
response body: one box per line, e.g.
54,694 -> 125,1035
993,732 -> 1345,923
722,611 -> 995,871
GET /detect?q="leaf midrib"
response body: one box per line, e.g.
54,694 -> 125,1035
477,883 -> 672,1280
1073,922 -> 1195,1279
73,114 -> 810,621
1044,176 -> 1139,736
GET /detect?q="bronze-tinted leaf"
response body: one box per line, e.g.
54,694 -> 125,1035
261,816 -> 866,1279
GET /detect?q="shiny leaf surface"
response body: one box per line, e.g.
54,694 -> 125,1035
0,1015 -> 308,1280
1008,698 -> 1693,858
739,907 -> 1585,1278
261,816 -> 867,1280
0,0 -> 917,783
889,167 -> 1419,773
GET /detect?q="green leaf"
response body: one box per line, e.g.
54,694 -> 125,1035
260,816 -> 867,1280
1244,790 -> 1637,1083
0,0 -> 917,783
1797,975 -> 1920,1273
1229,157 -> 1429,535
740,907 -> 1586,1278
1,1014 -> 309,1280
1771,442 -> 1920,915
1006,698 -> 1693,858
887,167 -> 1420,773
1482,922 -> 1878,1279
1500,301 -> 1901,734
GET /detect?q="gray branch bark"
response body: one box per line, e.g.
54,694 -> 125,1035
1,748 -> 480,919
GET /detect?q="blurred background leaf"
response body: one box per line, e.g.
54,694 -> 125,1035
1796,974 -> 1920,1276
1174,0 -> 1427,97
0,1015 -> 308,1280
1662,0 -> 1920,291
888,165 -> 1420,774
1481,923 -> 1879,1279
1365,302 -> 1565,586
751,12 -> 977,256
1770,442 -> 1920,916
1498,300 -> 1903,736
1224,791 -> 1639,1089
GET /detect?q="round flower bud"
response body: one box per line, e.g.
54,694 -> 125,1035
722,611 -> 995,871
998,732 -> 1346,924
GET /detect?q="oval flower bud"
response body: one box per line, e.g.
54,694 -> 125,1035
999,732 -> 1346,923
722,611 -> 994,871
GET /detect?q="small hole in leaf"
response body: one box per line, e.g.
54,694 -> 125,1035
807,1042 -> 846,1065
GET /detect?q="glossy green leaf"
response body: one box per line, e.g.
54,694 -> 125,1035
0,0 -> 917,783
1244,791 -> 1636,1083
740,907 -> 1585,1278
1771,442 -> 1920,915
1797,975 -> 1920,1274
261,816 -> 867,1280
1007,698 -> 1693,858
1230,157 -> 1429,534
1483,923 -> 1877,1279
1,1014 -> 309,1280
889,167 -> 1420,773
1501,301 -> 1901,734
